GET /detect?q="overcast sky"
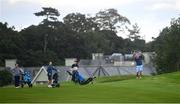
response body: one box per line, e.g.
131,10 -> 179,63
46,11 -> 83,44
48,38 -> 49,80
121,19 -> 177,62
0,0 -> 179,42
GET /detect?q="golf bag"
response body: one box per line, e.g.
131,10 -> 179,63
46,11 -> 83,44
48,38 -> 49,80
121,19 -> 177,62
21,71 -> 32,88
67,70 -> 95,85
51,69 -> 60,88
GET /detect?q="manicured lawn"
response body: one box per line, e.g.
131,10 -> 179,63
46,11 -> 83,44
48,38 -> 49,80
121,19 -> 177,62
0,72 -> 180,103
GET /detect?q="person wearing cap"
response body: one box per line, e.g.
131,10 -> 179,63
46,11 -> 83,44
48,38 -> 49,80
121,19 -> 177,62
70,59 -> 80,82
11,63 -> 24,88
71,59 -> 79,70
133,51 -> 144,79
67,58 -> 95,85
47,61 -> 56,88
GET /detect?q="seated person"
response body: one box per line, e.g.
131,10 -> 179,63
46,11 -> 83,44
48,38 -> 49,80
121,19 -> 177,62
67,58 -> 95,85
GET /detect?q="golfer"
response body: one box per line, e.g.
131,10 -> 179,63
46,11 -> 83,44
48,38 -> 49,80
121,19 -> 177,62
133,51 -> 143,79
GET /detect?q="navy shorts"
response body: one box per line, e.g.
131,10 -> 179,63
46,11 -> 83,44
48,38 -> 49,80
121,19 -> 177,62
47,73 -> 52,80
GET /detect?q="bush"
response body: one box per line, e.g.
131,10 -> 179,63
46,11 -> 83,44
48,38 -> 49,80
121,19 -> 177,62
0,70 -> 13,87
154,17 -> 180,74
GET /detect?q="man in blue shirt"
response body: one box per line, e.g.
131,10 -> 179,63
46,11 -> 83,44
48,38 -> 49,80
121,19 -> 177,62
133,51 -> 143,79
47,61 -> 56,88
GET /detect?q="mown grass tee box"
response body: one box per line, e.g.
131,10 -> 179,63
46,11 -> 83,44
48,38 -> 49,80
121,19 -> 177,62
0,72 -> 180,103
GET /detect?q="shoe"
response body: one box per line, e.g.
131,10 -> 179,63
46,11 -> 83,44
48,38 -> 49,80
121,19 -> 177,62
91,76 -> 96,79
48,85 -> 52,88
15,86 -> 20,88
21,84 -> 24,88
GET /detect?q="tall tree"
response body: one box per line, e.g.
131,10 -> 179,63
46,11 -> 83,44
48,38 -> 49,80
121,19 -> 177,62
95,8 -> 130,32
34,7 -> 60,23
20,25 -> 60,66
34,7 -> 60,53
0,22 -> 23,66
63,13 -> 99,33
127,23 -> 141,41
155,16 -> 180,74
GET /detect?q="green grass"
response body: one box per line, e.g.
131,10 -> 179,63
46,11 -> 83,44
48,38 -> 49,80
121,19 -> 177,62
0,72 -> 180,103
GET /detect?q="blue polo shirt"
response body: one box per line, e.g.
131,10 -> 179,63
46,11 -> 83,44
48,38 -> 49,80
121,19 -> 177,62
135,56 -> 143,65
47,65 -> 55,74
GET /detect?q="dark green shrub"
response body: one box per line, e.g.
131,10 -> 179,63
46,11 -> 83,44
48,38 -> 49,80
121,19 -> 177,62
0,70 -> 13,87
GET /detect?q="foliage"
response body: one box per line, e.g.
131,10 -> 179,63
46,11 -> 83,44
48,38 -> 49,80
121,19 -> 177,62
0,22 -> 23,66
127,23 -> 141,40
34,7 -> 60,22
95,8 -> 130,32
154,17 -> 180,74
63,13 -> 99,33
0,69 -> 13,87
0,7 -> 148,66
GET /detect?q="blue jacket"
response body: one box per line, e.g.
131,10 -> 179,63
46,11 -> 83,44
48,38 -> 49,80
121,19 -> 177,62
47,65 -> 56,74
72,70 -> 85,82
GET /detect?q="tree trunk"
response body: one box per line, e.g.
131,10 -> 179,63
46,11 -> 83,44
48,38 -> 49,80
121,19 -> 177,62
43,34 -> 48,53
